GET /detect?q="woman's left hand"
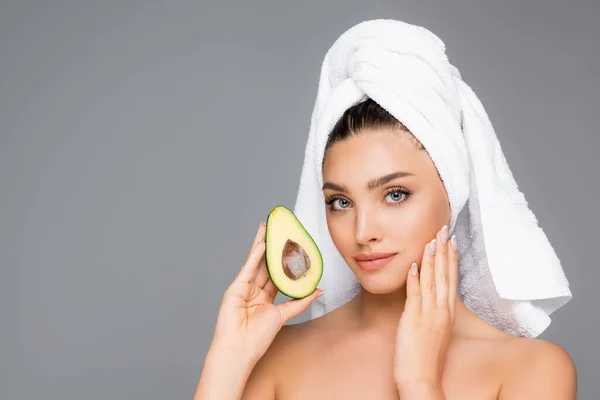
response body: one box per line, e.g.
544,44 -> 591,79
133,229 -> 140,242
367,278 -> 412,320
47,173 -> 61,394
393,225 -> 458,394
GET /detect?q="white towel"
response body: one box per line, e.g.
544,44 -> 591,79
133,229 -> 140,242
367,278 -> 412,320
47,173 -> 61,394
292,19 -> 572,338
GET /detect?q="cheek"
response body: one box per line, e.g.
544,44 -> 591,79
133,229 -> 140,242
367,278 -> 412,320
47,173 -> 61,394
325,213 -> 358,259
399,193 -> 449,243
325,214 -> 349,246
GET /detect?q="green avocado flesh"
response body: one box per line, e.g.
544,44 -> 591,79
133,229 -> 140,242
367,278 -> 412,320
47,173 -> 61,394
265,205 -> 323,299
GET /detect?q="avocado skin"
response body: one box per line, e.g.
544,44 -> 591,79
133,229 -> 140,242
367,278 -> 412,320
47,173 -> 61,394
264,205 -> 323,299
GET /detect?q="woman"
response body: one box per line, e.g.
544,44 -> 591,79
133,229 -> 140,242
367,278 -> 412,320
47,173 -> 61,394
194,20 -> 577,400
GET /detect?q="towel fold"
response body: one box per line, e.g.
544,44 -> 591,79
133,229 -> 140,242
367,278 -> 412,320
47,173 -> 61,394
292,19 -> 571,338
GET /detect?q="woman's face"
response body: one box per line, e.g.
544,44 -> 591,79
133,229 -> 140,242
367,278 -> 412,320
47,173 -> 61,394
321,128 -> 451,293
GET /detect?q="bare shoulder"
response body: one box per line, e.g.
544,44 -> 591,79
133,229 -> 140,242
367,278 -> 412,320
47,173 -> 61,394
497,335 -> 577,399
241,315 -> 329,399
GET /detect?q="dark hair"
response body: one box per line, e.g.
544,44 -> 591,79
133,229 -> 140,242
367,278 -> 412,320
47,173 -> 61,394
323,97 -> 424,166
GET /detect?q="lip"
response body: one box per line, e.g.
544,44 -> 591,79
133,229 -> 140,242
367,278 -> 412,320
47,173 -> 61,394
354,252 -> 398,271
354,251 -> 398,261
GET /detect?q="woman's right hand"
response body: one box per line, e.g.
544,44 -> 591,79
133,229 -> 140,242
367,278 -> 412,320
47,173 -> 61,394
210,221 -> 324,366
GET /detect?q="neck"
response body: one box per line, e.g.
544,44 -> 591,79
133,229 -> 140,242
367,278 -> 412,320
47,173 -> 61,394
349,286 -> 407,335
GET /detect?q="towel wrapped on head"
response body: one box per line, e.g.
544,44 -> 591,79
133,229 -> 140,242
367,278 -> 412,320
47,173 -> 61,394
292,19 -> 571,338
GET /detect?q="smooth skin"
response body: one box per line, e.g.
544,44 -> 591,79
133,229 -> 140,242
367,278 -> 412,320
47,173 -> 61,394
194,128 -> 577,400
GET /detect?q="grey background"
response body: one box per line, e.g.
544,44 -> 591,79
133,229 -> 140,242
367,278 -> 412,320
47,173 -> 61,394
1,0 -> 597,399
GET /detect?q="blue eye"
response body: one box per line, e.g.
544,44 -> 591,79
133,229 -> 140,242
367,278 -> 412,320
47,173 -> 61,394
324,186 -> 413,213
332,198 -> 350,210
385,190 -> 407,203
324,195 -> 350,212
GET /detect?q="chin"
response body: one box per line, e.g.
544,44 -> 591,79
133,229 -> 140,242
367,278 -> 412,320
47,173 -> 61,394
354,267 -> 408,294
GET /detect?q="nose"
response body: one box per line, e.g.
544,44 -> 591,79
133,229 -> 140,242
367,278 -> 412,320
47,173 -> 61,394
354,206 -> 383,245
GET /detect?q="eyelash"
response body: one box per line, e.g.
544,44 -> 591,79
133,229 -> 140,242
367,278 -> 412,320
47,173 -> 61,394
324,186 -> 413,213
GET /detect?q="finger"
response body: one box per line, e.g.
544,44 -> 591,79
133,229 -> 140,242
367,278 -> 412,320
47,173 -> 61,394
420,238 -> 436,312
254,254 -> 271,288
405,262 -> 422,315
264,278 -> 279,301
435,225 -> 450,311
235,233 -> 266,283
448,234 -> 459,319
235,222 -> 266,283
244,222 -> 266,264
276,289 -> 324,324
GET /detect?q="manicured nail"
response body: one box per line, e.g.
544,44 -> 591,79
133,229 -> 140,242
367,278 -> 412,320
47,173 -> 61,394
429,239 -> 437,256
411,262 -> 418,276
450,235 -> 457,252
260,221 -> 266,227
317,290 -> 325,297
440,225 -> 448,245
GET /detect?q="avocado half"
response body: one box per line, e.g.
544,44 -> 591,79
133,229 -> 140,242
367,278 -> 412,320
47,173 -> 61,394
264,205 -> 323,299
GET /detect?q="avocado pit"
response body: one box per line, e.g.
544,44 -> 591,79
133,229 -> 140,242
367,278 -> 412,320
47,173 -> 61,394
282,239 -> 310,280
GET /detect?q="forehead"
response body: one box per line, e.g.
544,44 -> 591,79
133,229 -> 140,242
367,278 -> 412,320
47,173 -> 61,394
322,129 -> 431,175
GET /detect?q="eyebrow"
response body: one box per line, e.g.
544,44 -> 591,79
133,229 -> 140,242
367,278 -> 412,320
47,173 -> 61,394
322,171 -> 415,193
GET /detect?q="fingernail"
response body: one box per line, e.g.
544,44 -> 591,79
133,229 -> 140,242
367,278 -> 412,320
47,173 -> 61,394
411,262 -> 418,276
429,239 -> 437,256
440,225 -> 448,244
450,235 -> 457,252
260,221 -> 266,227
317,290 -> 325,297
